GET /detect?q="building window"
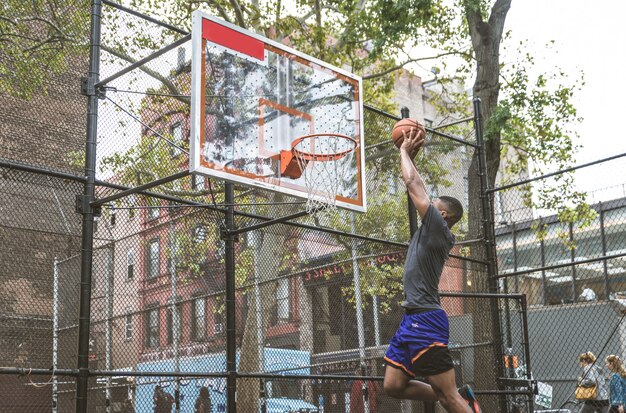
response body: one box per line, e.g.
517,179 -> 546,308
125,309 -> 133,340
192,297 -> 206,341
170,122 -> 184,157
168,239 -> 179,275
147,239 -> 160,279
127,249 -> 134,280
166,307 -> 180,345
276,278 -> 290,323
145,307 -> 160,348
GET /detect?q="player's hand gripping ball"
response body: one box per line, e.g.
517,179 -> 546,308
392,118 -> 426,156
392,118 -> 425,147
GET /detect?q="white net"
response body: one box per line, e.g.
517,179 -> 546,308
292,134 -> 357,215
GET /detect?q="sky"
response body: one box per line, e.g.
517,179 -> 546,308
504,0 -> 626,200
411,0 -> 626,203
506,0 -> 626,153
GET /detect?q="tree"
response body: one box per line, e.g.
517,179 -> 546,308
0,0 -> 89,98
450,3 -> 584,409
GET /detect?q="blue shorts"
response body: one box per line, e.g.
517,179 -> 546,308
384,309 -> 453,378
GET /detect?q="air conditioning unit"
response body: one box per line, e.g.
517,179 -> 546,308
214,323 -> 224,334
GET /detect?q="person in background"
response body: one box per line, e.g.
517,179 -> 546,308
605,355 -> 626,413
350,369 -> 381,413
194,386 -> 212,413
578,352 -> 609,413
153,385 -> 175,413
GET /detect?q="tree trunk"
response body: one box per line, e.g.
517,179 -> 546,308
237,195 -> 288,412
465,1 -> 511,411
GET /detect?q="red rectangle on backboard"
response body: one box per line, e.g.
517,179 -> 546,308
202,19 -> 265,62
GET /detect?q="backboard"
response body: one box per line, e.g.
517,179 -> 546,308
189,11 -> 366,212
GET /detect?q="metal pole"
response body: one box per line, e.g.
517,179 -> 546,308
105,248 -> 113,413
76,1 -> 102,411
169,222 -> 181,413
519,295 -> 534,413
473,97 -> 508,412
251,195 -> 266,412
373,296 -> 381,347
569,222 -> 578,303
512,223 -> 520,292
224,182 -> 237,413
540,232 -> 546,305
503,277 -> 514,378
53,259 -> 59,413
599,204 -> 611,298
350,213 -> 369,413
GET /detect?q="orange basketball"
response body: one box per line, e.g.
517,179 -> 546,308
391,118 -> 424,148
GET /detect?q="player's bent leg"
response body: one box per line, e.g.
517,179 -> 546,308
427,368 -> 473,413
383,365 -> 438,401
383,364 -> 410,398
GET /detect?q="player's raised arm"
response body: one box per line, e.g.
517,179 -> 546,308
399,127 -> 429,219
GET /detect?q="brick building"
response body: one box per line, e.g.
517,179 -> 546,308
0,50 -> 87,411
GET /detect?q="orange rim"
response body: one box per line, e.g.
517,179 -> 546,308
291,133 -> 357,162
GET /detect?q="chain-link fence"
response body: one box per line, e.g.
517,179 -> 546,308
493,154 -> 626,411
0,1 -> 540,412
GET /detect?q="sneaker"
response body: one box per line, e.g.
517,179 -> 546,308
458,384 -> 481,413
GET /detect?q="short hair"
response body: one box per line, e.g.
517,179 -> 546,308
579,351 -> 596,364
438,196 -> 464,227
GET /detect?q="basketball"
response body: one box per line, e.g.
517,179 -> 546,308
391,118 -> 425,148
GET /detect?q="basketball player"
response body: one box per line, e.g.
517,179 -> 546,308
382,126 -> 481,413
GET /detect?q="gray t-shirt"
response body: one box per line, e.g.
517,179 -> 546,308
402,204 -> 456,310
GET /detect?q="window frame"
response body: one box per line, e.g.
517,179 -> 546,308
276,278 -> 291,324
169,122 -> 184,158
127,249 -> 134,280
145,307 -> 160,349
146,238 -> 160,280
191,296 -> 207,341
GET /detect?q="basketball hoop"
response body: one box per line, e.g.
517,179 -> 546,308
287,133 -> 357,215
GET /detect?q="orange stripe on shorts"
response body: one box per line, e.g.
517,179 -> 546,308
384,356 -> 416,378
411,342 -> 448,364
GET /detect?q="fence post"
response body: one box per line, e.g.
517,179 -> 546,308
520,295 -> 534,413
473,97 -> 507,412
224,182 -> 237,413
350,212 -> 370,413
599,203 -> 611,298
53,259 -> 59,413
569,221 -> 578,303
76,1 -> 103,411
